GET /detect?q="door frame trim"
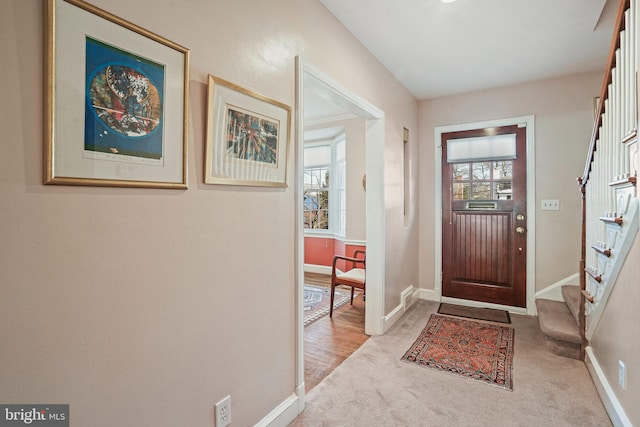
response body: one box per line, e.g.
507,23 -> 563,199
434,115 -> 536,315
294,56 -> 386,407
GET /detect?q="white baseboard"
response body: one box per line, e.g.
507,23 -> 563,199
535,273 -> 580,302
417,288 -> 438,301
415,287 -> 529,315
383,285 -> 419,333
256,393 -> 300,427
295,382 -> 305,413
585,347 -> 632,427
383,302 -> 405,333
440,296 -> 528,315
303,264 -> 331,275
416,274 -> 580,314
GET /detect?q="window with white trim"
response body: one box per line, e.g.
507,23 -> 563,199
335,138 -> 346,236
303,135 -> 346,235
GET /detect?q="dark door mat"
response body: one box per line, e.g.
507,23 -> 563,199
437,303 -> 511,324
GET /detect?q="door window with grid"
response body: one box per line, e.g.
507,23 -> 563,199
452,161 -> 513,201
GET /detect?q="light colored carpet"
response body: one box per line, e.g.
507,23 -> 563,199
290,300 -> 611,427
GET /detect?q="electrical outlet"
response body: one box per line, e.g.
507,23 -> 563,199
618,361 -> 627,390
215,395 -> 231,427
541,199 -> 560,210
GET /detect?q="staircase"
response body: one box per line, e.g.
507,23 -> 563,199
536,285 -> 582,359
536,0 -> 640,360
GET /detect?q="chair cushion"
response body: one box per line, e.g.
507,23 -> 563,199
337,268 -> 365,284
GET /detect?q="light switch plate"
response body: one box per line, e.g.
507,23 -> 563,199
541,199 -> 560,210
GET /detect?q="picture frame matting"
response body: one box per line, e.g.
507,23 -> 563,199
44,0 -> 190,188
205,75 -> 291,187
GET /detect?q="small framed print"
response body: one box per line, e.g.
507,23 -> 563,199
205,75 -> 291,187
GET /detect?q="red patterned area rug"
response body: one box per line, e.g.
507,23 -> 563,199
401,314 -> 515,390
303,285 -> 351,327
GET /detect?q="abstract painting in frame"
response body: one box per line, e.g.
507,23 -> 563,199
205,75 -> 291,187
45,0 -> 190,188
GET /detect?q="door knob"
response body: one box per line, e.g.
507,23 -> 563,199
516,226 -> 526,234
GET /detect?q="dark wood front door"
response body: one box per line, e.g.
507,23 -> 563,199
442,125 -> 527,307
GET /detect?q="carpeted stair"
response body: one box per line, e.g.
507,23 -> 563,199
535,285 -> 582,360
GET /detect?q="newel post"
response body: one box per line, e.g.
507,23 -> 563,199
577,177 -> 588,360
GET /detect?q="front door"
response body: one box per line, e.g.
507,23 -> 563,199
441,125 -> 527,307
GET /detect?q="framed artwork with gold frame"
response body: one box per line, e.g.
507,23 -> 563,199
44,0 -> 190,188
205,75 -> 291,187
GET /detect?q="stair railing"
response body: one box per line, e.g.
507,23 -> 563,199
579,0 -> 639,346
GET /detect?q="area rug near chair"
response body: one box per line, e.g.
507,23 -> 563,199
304,285 -> 351,326
401,314 -> 515,390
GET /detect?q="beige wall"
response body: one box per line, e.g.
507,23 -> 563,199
0,1 -> 418,426
385,109 -> 420,310
590,236 -> 640,424
418,71 -> 602,295
344,119 -> 367,242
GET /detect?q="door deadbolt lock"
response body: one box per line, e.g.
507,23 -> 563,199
516,226 -> 526,234
516,213 -> 525,221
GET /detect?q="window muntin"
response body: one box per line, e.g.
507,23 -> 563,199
452,160 -> 513,201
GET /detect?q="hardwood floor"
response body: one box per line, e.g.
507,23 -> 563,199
304,272 -> 369,392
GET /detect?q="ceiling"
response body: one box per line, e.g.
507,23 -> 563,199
318,0 -> 618,100
303,89 -> 357,125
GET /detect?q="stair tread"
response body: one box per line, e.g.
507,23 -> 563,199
561,285 -> 581,326
535,298 -> 581,344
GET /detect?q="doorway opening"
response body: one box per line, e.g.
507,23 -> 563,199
434,116 -> 536,315
295,57 -> 385,399
441,125 -> 527,307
